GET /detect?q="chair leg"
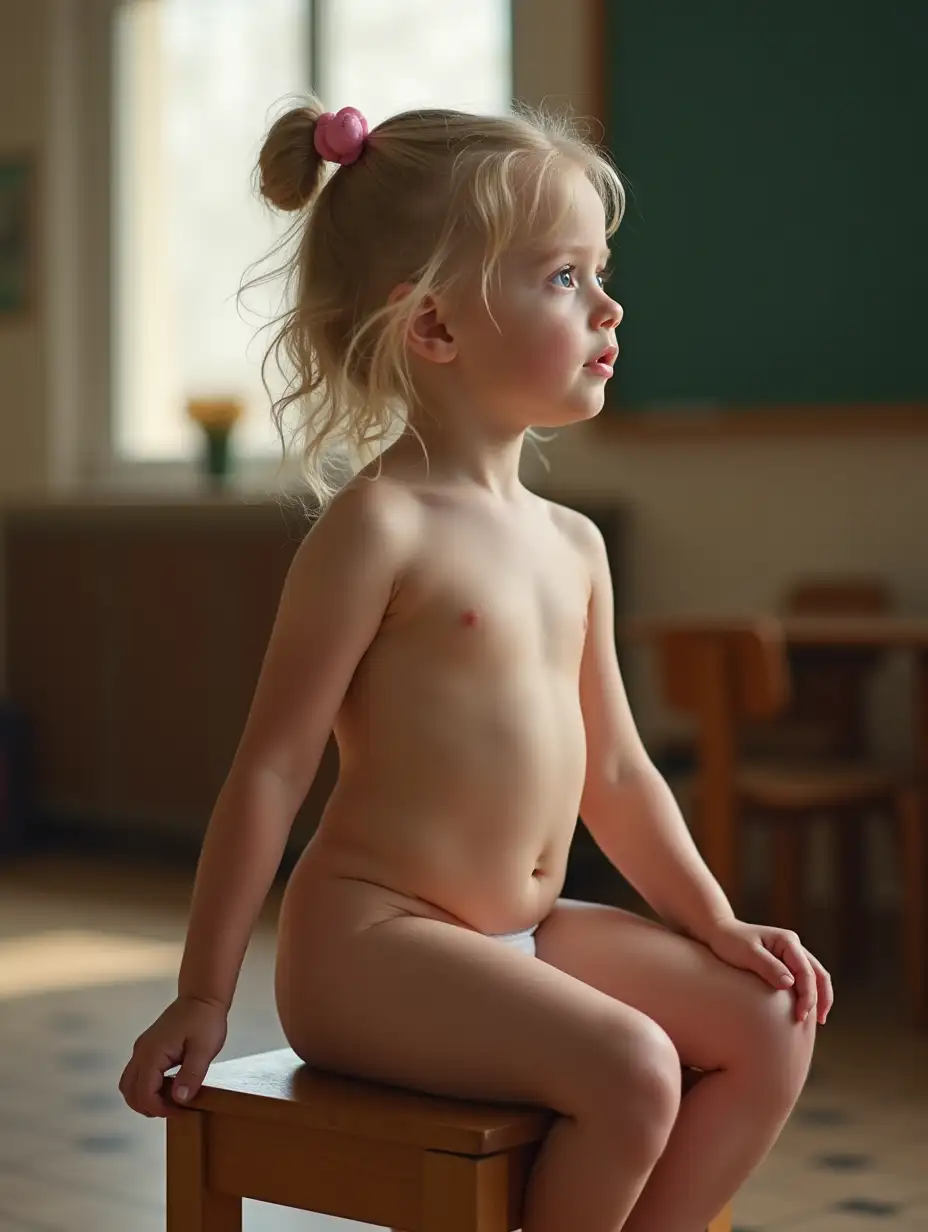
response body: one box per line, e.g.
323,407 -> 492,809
770,818 -> 805,935
896,786 -> 927,1026
167,1112 -> 242,1231
835,809 -> 868,977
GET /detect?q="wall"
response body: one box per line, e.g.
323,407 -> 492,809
0,1 -> 50,494
0,0 -> 127,686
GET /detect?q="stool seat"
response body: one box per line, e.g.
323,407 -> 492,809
191,1046 -> 556,1155
165,1047 -> 734,1231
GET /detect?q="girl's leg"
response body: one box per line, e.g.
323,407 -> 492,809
280,896 -> 683,1232
534,899 -> 817,1232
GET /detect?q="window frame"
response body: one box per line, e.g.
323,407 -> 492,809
91,0 -> 529,492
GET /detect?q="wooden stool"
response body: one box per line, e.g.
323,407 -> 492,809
165,1048 -> 734,1231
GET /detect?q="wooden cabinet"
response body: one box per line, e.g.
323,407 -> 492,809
2,493 -> 624,857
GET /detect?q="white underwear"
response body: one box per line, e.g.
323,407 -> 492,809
489,923 -> 539,958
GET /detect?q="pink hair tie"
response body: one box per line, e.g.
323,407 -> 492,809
314,106 -> 369,165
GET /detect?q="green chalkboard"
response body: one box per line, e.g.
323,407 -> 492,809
603,2 -> 927,413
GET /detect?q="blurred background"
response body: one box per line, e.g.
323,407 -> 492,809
0,1 -> 926,1230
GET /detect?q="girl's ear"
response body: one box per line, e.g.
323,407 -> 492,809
387,283 -> 457,364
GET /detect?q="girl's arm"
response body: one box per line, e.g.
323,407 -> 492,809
177,482 -> 419,1011
568,511 -> 734,939
569,509 -> 831,1021
580,761 -> 734,939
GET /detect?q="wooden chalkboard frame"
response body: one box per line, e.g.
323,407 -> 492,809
590,1 -> 928,440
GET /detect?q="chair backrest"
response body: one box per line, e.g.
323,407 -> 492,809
655,619 -> 791,727
650,619 -> 792,892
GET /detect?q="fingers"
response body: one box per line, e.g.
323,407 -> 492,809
119,1042 -> 182,1119
718,922 -> 834,1030
171,1048 -> 213,1107
141,1060 -> 184,1118
771,931 -> 818,1022
119,1043 -> 217,1119
124,1058 -> 177,1119
804,948 -> 834,1024
755,946 -> 796,991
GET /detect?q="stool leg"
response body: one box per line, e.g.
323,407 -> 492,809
423,1150 -> 509,1231
167,1111 -> 242,1231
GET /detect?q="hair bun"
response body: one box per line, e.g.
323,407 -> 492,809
257,101 -> 327,213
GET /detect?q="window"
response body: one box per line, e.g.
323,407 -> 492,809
112,0 -> 511,465
318,1 -> 511,123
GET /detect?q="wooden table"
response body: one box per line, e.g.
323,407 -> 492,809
622,612 -> 928,652
778,615 -> 928,650
780,615 -> 928,775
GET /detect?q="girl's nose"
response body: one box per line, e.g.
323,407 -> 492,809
594,294 -> 623,329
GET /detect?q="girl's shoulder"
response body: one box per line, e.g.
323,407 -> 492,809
531,494 -> 600,551
299,475 -> 424,575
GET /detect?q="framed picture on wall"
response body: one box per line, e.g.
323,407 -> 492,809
0,154 -> 35,320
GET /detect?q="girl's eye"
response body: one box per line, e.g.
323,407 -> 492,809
550,265 -> 613,290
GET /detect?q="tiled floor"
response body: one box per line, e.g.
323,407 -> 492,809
0,854 -> 925,1231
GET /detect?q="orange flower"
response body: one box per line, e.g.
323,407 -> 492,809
185,396 -> 243,431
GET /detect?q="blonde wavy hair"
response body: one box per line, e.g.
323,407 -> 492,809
242,96 -> 625,509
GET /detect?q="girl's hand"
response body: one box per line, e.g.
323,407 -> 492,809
701,918 -> 833,1025
119,995 -> 228,1118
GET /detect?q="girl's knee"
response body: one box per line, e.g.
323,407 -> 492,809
732,987 -> 816,1109
595,1017 -> 682,1162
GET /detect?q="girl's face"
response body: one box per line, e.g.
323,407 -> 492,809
450,165 -> 623,429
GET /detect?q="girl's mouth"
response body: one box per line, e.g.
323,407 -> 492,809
584,344 -> 618,377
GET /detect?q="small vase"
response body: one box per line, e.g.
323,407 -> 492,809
201,424 -> 233,487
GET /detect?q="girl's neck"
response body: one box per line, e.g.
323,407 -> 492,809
382,419 -> 528,503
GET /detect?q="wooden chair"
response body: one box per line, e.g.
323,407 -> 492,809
652,619 -> 926,1023
647,579 -> 892,785
165,1049 -> 734,1231
742,577 -> 893,761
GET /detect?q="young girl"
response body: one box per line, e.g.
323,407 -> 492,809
119,98 -> 833,1232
